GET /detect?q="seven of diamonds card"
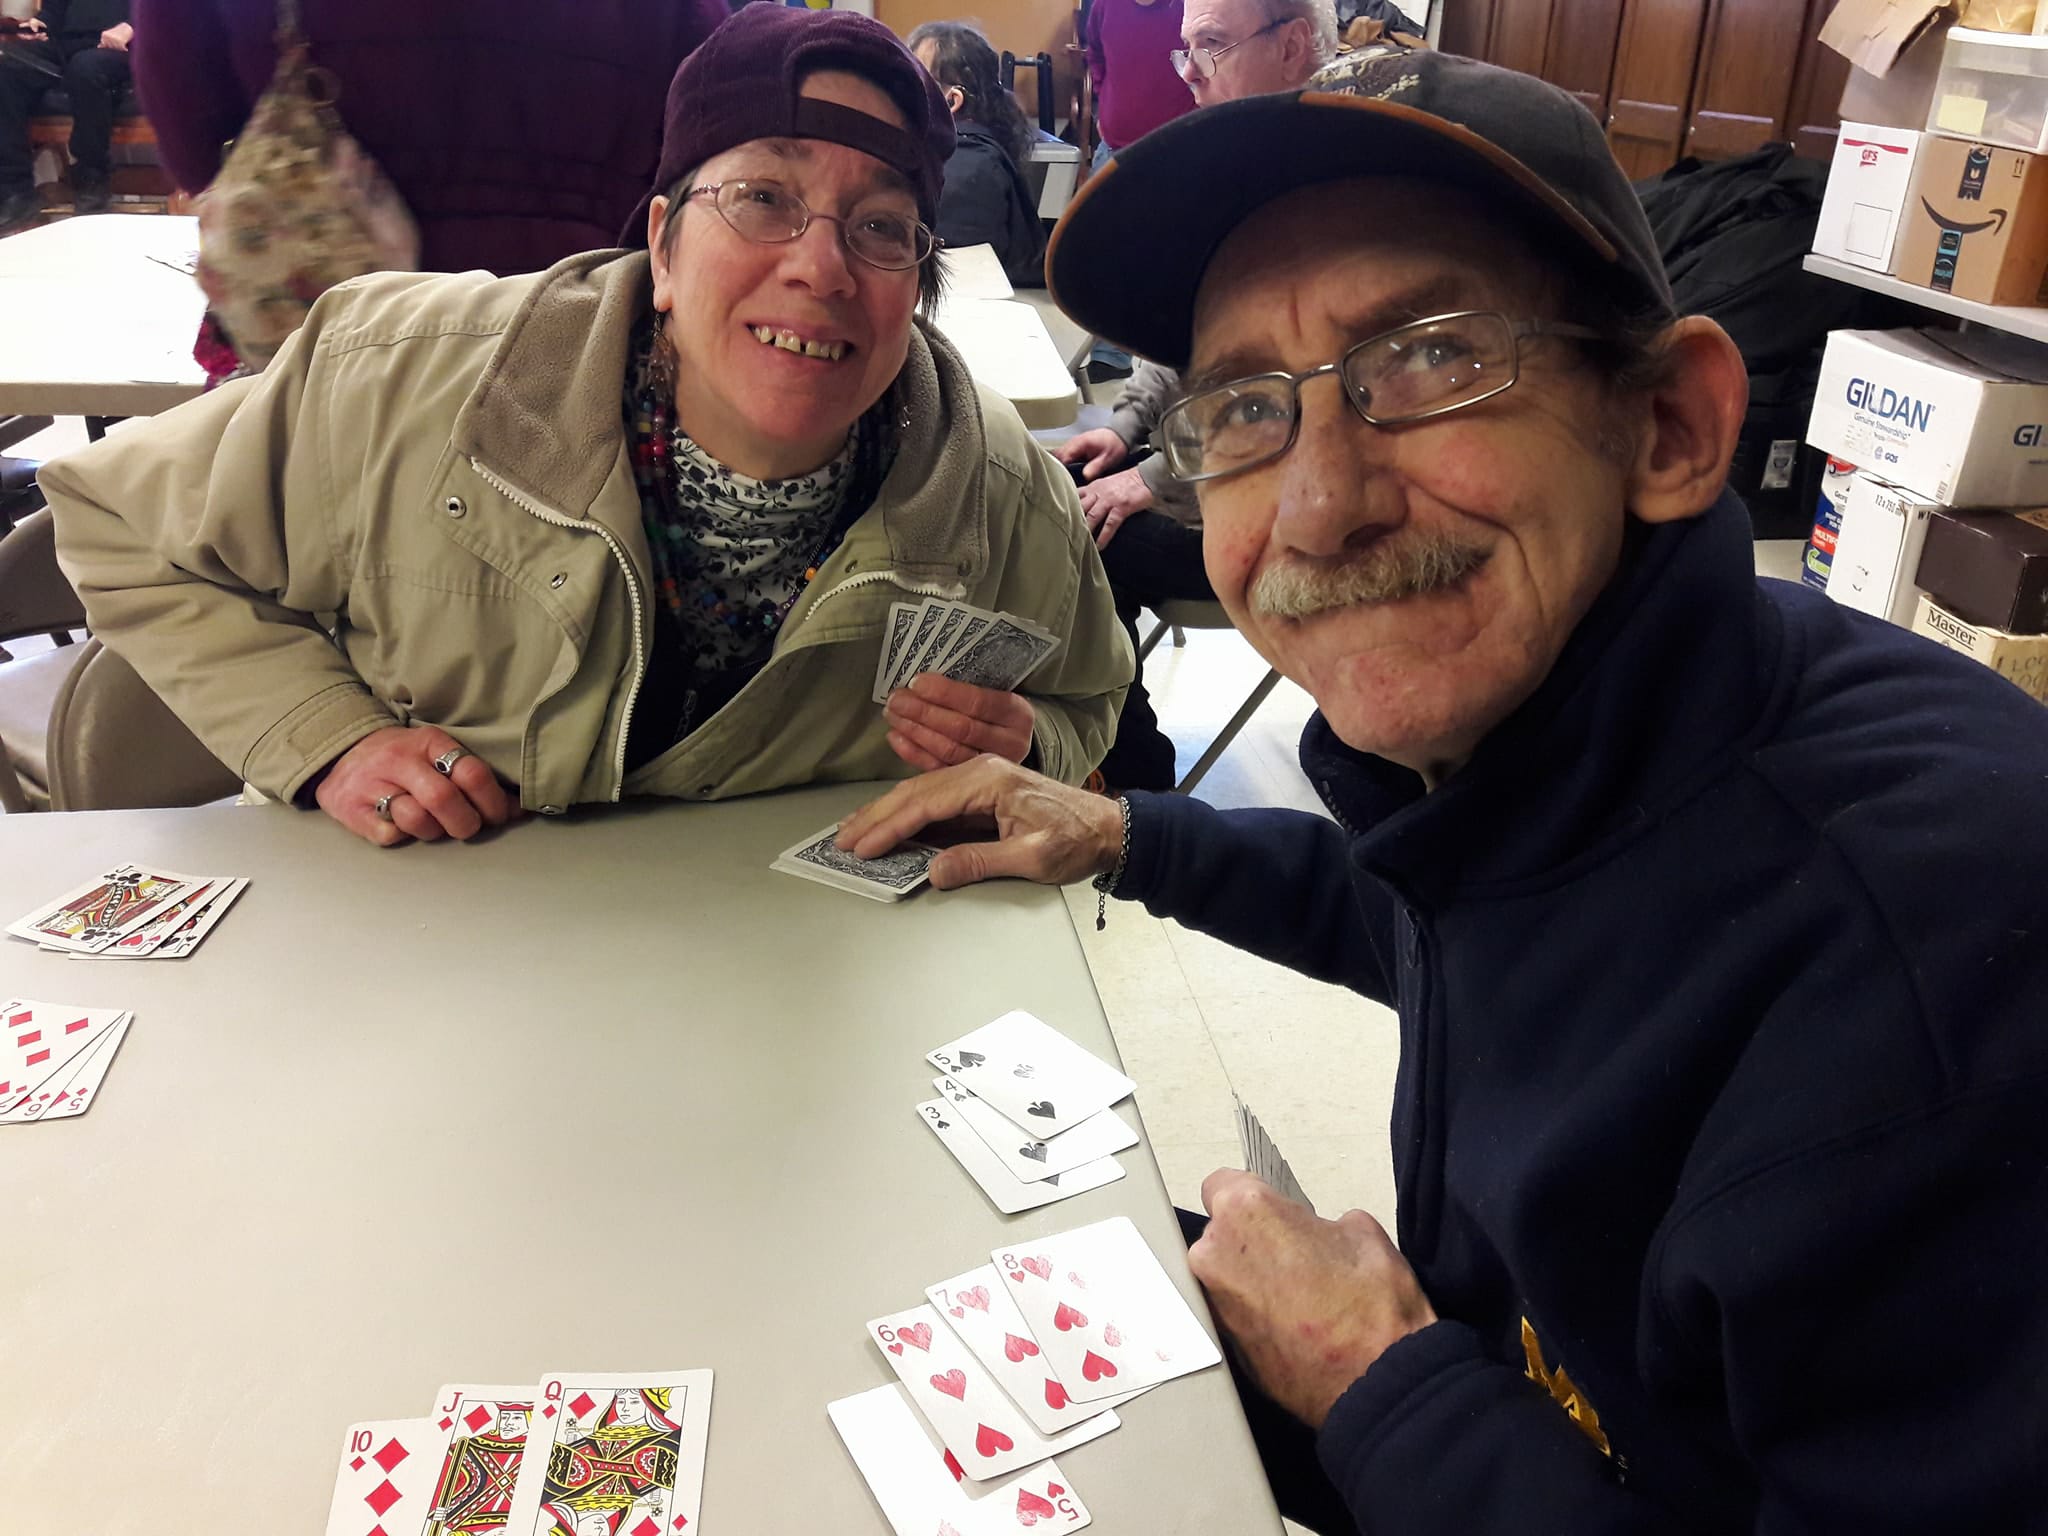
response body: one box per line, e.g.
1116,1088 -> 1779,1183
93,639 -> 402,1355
502,1371 -> 713,1536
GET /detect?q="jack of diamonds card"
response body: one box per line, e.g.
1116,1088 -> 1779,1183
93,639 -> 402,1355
502,1371 -> 713,1536
425,1385 -> 537,1535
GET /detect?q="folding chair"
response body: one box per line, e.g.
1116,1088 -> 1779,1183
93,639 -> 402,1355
0,506 -> 86,809
1137,599 -> 1281,795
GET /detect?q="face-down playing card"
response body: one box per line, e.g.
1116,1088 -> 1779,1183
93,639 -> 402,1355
991,1217 -> 1222,1403
774,824 -> 939,903
927,1012 -> 1134,1139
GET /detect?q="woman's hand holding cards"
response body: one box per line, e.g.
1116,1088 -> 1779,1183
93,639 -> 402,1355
838,755 -> 1123,890
884,673 -> 1035,770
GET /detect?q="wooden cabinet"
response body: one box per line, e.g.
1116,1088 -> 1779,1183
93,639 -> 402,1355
1439,0 -> 1844,179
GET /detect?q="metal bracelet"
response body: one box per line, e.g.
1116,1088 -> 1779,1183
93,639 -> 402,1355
1091,795 -> 1134,932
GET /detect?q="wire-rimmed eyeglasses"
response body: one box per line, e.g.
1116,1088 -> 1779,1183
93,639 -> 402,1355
686,180 -> 936,272
1158,311 -> 1609,483
1172,17 -> 1290,79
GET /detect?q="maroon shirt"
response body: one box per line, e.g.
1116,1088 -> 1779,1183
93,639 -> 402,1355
1084,0 -> 1193,151
132,0 -> 725,276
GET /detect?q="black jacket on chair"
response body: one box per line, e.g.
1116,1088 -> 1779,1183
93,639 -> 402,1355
935,119 -> 1045,288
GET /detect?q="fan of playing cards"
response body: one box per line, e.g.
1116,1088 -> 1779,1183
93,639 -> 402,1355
0,998 -> 132,1126
874,598 -> 1062,705
833,1216 -> 1224,1535
323,1371 -> 713,1536
6,862 -> 249,959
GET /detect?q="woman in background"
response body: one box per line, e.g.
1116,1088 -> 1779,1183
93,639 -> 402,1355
907,20 -> 1043,286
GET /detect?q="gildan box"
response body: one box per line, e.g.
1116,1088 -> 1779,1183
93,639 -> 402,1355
1825,472 -> 1937,624
1893,135 -> 2048,303
1807,328 -> 2048,504
1912,504 -> 2048,628
1817,124 -> 1923,271
1911,593 -> 2048,700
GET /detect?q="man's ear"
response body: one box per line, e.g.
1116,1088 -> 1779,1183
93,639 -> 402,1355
1282,18 -> 1316,79
646,195 -> 674,314
1628,316 -> 1748,526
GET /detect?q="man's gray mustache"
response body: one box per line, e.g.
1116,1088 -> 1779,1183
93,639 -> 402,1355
1250,535 -> 1491,620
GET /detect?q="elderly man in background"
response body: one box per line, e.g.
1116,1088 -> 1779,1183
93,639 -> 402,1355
845,50 -> 2048,1534
1059,0 -> 1337,789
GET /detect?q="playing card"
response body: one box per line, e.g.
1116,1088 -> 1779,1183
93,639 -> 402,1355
886,598 -> 956,698
992,1217 -> 1223,1403
937,615 -> 1060,693
87,876 -> 241,960
927,1012 -> 1134,1139
876,600 -> 928,704
501,1370 -> 713,1536
933,1076 -> 1139,1184
422,1383 -> 537,1536
0,998 -> 128,1113
1235,1094 -> 1312,1209
926,1266 -> 1146,1436
923,610 -> 995,679
0,1013 -> 128,1126
917,1101 -> 1124,1214
7,863 -> 204,953
324,1418 -> 445,1536
773,824 -> 939,903
151,876 -> 249,959
905,602 -> 978,683
867,1304 -> 1117,1483
827,1384 -> 1091,1536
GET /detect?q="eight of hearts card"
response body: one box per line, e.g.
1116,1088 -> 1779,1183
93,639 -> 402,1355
992,1217 -> 1222,1403
501,1371 -> 714,1536
866,1304 -> 1118,1484
927,1012 -> 1134,1139
828,1384 -> 1090,1536
7,864 -> 205,954
926,1266 -> 1147,1436
773,824 -> 940,903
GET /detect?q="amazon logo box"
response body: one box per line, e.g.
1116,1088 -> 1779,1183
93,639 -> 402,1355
1895,137 -> 2048,306
1808,328 -> 2048,506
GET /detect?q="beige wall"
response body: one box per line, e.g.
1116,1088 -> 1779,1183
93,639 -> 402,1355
876,0 -> 1084,118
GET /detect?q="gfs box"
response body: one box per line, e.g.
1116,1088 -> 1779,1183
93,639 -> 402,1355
1808,328 -> 2048,506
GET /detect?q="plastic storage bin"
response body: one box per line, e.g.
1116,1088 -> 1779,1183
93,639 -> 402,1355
1929,27 -> 2048,154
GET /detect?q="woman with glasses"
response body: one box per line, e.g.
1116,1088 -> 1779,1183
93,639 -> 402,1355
42,6 -> 1128,847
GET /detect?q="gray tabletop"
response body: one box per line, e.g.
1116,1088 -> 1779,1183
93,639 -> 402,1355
0,789 -> 1282,1533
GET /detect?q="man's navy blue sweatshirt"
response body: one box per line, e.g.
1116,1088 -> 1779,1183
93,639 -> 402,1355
1115,490 -> 2048,1532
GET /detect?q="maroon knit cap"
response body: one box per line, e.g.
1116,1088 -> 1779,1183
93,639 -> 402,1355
621,6 -> 955,244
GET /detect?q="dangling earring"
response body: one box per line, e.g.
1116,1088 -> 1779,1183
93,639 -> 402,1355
649,310 -> 680,396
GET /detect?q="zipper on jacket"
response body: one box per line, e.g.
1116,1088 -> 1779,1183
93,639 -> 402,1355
469,457 -> 647,802
799,567 -> 964,628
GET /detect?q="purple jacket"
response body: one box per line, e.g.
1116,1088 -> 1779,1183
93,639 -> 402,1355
132,0 -> 726,275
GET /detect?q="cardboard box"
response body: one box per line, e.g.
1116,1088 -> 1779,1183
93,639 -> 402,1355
1807,328 -> 2048,504
1912,505 -> 2048,628
1910,593 -> 2048,699
1804,455 -> 1859,588
1893,135 -> 2048,303
1816,124 -> 1923,271
1831,1 -> 1956,128
1825,472 -> 1937,624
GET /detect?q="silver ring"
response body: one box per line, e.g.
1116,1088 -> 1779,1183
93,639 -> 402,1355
432,746 -> 473,777
373,793 -> 396,822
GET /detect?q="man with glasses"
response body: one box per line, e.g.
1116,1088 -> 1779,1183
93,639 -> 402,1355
842,50 -> 2048,1534
1059,0 -> 1337,789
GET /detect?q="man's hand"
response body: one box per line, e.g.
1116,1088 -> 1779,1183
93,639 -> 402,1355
837,755 -> 1123,890
99,21 -> 132,49
1076,466 -> 1154,550
20,16 -> 47,36
1189,1171 -> 1438,1429
1056,426 -> 1130,481
884,673 -> 1035,772
314,725 -> 517,847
